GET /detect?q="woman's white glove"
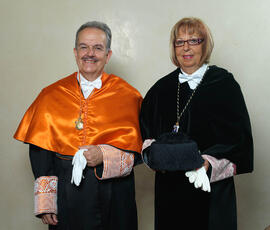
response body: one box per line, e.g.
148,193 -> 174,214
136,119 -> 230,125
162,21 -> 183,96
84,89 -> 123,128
185,166 -> 211,192
71,149 -> 87,186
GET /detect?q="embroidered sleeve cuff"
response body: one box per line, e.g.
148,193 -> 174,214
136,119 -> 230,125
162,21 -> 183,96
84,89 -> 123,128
202,155 -> 236,183
142,139 -> 156,152
141,139 -> 156,168
95,145 -> 134,180
34,176 -> 58,216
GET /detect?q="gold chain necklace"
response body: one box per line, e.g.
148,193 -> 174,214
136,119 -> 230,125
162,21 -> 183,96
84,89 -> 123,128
173,68 -> 208,133
75,72 -> 84,130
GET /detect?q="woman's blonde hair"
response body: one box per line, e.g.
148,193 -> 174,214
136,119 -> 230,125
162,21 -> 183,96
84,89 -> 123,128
170,17 -> 214,67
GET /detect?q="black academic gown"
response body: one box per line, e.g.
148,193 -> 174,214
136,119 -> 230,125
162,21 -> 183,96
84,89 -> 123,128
140,65 -> 253,230
29,145 -> 138,230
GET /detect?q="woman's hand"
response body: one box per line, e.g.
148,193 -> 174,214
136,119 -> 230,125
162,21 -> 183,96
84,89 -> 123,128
203,159 -> 210,171
185,162 -> 211,192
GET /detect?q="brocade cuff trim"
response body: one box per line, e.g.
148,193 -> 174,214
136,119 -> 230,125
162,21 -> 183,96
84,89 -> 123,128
97,145 -> 134,180
142,139 -> 156,152
202,155 -> 236,183
34,176 -> 58,216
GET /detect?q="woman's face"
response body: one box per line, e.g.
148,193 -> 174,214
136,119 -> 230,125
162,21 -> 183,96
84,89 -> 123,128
175,28 -> 203,74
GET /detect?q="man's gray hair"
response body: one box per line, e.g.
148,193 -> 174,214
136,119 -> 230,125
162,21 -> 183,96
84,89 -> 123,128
75,21 -> 112,51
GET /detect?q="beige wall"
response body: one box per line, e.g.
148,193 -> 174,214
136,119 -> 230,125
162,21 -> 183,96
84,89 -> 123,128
1,0 -> 269,229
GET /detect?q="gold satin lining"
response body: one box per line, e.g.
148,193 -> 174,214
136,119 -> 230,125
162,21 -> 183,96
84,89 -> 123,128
14,72 -> 142,156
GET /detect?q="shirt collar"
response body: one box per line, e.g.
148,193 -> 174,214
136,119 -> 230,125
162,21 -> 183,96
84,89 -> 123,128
179,64 -> 208,89
77,72 -> 102,99
181,64 -> 208,78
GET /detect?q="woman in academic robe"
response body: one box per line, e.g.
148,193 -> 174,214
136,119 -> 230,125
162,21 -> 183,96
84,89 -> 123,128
140,17 -> 253,230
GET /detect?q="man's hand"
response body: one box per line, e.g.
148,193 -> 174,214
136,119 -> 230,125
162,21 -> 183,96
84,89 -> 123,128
41,213 -> 58,225
80,145 -> 103,167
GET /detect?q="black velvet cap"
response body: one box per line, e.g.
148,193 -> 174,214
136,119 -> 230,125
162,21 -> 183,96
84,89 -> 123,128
143,132 -> 204,171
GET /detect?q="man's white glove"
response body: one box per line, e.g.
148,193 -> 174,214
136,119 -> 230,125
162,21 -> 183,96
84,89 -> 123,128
71,149 -> 87,186
185,166 -> 211,192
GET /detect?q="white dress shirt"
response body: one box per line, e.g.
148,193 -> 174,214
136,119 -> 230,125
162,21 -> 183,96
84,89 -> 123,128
179,64 -> 208,89
77,73 -> 102,99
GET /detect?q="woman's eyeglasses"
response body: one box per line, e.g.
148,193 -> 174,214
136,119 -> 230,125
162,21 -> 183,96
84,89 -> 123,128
175,38 -> 204,47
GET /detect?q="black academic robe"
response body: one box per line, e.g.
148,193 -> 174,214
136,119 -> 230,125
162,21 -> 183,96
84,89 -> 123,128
14,72 -> 142,230
140,65 -> 253,230
30,145 -> 138,230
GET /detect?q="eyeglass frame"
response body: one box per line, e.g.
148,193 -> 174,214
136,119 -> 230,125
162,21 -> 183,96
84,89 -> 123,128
174,38 -> 204,47
76,43 -> 108,54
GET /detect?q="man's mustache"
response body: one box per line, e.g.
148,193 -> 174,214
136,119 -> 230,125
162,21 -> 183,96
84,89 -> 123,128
81,56 -> 98,61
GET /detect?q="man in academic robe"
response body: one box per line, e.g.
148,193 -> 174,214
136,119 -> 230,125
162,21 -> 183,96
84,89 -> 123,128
14,21 -> 142,230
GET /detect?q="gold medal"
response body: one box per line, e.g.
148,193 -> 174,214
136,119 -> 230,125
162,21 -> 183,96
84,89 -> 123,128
75,117 -> 83,130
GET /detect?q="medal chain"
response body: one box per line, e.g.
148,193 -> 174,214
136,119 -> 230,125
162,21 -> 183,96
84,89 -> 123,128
174,68 -> 208,132
75,72 -> 84,130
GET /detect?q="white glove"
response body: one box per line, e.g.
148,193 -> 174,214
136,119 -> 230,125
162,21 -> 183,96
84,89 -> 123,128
185,166 -> 211,192
71,149 -> 87,186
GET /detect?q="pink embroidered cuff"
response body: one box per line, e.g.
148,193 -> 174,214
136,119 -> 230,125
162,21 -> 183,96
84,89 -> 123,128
34,176 -> 58,216
202,155 -> 236,183
96,145 -> 134,180
142,139 -> 156,152
141,139 -> 156,168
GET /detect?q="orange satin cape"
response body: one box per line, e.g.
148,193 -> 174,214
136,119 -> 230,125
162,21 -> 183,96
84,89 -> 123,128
14,72 -> 143,156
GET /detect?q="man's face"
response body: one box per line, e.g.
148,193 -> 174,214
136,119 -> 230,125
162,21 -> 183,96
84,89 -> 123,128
74,27 -> 112,81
